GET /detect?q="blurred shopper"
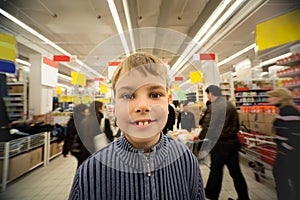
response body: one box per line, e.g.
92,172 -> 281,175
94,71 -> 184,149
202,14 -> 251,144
162,104 -> 176,134
80,101 -> 114,153
267,88 -> 300,200
176,103 -> 196,132
199,85 -> 250,200
62,104 -> 91,168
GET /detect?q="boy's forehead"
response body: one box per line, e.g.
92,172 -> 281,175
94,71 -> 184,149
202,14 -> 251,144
115,67 -> 167,91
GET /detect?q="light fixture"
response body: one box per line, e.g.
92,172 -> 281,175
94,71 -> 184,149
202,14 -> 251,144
57,73 -> 72,81
259,52 -> 292,67
0,8 -> 100,77
16,58 -> 31,66
107,0 -> 130,56
217,43 -> 256,67
170,0 -> 246,77
170,0 -> 233,75
122,0 -> 136,52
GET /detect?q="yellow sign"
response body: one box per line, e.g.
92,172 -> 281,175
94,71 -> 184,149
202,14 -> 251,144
256,8 -> 300,51
72,96 -> 81,104
71,71 -> 86,86
100,84 -> 108,93
0,33 -> 16,62
81,96 -> 93,104
173,84 -> 180,92
190,71 -> 202,84
55,86 -> 62,95
59,96 -> 73,102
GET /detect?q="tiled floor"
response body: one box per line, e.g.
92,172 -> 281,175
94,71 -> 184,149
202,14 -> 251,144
0,153 -> 276,200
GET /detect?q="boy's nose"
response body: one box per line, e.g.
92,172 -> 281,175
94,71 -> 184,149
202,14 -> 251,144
134,103 -> 151,113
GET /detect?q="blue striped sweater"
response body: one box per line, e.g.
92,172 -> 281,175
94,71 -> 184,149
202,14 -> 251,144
69,134 -> 205,200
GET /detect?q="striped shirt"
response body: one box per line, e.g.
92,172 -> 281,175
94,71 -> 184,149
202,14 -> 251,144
69,134 -> 205,200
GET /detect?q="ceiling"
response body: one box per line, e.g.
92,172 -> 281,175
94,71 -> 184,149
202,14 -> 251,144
1,0 -> 300,86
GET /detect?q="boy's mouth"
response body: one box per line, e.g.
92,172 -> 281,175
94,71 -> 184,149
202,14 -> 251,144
130,119 -> 154,127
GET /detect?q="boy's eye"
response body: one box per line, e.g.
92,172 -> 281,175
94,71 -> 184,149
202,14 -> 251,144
122,94 -> 134,100
150,93 -> 162,98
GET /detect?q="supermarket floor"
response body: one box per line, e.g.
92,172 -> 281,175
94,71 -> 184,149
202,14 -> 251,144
0,154 -> 277,200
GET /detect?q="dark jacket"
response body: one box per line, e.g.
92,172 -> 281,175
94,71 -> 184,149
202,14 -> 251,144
177,110 -> 196,132
273,105 -> 300,156
199,97 -> 239,140
163,105 -> 176,134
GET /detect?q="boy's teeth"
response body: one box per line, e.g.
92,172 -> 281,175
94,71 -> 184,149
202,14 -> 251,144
138,121 -> 144,126
144,121 -> 149,125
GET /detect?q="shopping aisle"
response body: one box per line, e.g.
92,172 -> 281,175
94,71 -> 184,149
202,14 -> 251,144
0,154 -> 276,200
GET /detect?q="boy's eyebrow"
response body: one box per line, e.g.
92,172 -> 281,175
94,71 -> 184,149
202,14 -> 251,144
146,85 -> 166,91
117,86 -> 134,92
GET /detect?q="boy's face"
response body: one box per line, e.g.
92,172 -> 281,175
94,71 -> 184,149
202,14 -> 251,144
114,66 -> 168,143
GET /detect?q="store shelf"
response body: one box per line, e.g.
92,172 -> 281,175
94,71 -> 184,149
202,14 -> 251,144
5,82 -> 28,121
0,132 -> 62,191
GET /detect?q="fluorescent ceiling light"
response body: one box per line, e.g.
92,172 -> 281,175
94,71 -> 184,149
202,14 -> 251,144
170,0 -> 246,77
107,0 -> 130,56
171,0 -> 232,74
0,8 -> 100,77
16,58 -> 31,66
259,52 -> 292,67
58,73 -> 72,81
122,0 -> 136,52
217,43 -> 256,67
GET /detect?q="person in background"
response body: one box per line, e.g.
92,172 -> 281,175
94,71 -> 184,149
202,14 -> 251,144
68,52 -> 205,199
176,103 -> 196,132
62,104 -> 91,168
199,85 -> 250,200
267,88 -> 300,200
162,104 -> 176,134
80,101 -> 114,153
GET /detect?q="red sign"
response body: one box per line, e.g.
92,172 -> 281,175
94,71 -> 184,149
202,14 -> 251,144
53,55 -> 71,62
174,77 -> 183,81
199,53 -> 215,60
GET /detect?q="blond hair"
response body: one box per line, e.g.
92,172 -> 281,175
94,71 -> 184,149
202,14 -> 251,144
267,87 -> 297,108
111,52 -> 168,93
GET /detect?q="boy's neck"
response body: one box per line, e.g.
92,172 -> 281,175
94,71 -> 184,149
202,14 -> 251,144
124,133 -> 161,152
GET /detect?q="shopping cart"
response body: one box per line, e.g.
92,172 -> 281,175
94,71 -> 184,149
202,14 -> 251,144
237,131 -> 277,182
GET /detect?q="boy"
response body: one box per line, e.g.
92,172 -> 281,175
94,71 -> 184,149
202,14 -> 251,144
69,52 -> 205,199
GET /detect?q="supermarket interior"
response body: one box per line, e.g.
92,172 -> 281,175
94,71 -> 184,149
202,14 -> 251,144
0,0 -> 300,199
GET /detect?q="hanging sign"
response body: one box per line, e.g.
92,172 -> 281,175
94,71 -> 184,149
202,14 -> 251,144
193,53 -> 216,61
41,56 -> 58,87
190,71 -> 203,84
108,61 -> 120,80
55,86 -> 62,95
0,33 -> 16,74
256,8 -> 300,51
53,55 -> 71,62
71,71 -> 86,86
100,84 -> 108,93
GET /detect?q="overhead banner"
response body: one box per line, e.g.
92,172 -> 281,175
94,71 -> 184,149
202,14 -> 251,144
190,71 -> 203,84
256,8 -> 300,51
41,56 -> 58,87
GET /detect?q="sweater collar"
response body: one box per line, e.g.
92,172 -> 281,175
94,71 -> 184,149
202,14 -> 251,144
114,134 -> 169,171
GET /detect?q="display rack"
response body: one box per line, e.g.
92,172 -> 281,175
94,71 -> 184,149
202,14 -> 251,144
0,132 -> 63,191
234,79 -> 275,109
276,55 -> 300,103
3,82 -> 28,121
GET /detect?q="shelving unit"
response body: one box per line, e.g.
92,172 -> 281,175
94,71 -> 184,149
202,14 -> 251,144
0,133 -> 63,191
3,82 -> 28,121
234,79 -> 275,109
276,55 -> 300,103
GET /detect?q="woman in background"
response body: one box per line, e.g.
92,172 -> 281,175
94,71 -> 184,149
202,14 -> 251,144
62,104 -> 91,168
267,88 -> 300,200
